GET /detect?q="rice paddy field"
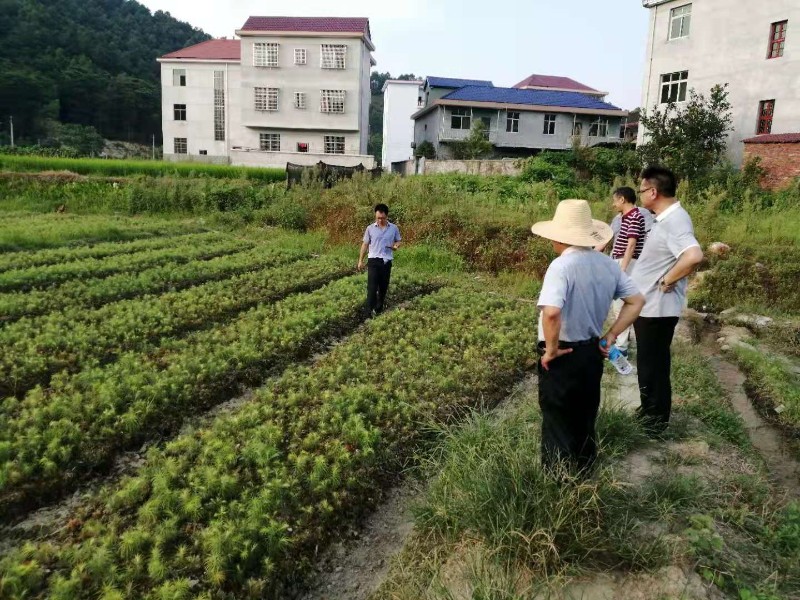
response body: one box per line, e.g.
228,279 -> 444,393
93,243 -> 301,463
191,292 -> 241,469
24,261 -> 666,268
0,213 -> 534,599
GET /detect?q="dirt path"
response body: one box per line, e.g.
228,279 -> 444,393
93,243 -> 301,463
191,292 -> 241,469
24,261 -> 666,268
707,353 -> 800,497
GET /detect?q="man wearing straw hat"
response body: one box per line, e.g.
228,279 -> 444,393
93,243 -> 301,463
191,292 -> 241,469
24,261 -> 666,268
531,199 -> 645,475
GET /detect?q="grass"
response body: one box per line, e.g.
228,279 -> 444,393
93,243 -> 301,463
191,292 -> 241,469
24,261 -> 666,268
732,343 -> 800,434
374,344 -> 799,600
0,154 -> 285,181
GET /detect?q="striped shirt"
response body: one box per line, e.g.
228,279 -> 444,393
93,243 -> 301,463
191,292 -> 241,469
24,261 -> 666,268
611,207 -> 646,259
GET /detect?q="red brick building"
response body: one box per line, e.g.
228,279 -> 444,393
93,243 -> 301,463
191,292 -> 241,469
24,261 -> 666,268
742,133 -> 800,190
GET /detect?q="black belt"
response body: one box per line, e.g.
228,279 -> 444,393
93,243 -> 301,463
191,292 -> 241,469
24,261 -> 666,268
537,337 -> 599,354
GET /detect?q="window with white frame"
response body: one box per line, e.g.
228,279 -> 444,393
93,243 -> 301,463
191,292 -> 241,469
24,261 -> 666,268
259,133 -> 281,152
174,138 -> 187,154
254,87 -> 279,111
660,70 -> 688,103
320,89 -> 345,113
324,135 -> 346,154
253,42 -> 279,67
321,44 -> 347,69
588,118 -> 608,137
506,111 -> 520,133
294,48 -> 307,65
543,113 -> 557,135
451,108 -> 471,130
294,92 -> 307,109
669,4 -> 691,40
173,69 -> 186,86
173,104 -> 186,121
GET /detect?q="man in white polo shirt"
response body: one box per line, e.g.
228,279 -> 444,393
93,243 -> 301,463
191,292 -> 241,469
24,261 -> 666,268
532,200 -> 645,475
632,166 -> 704,435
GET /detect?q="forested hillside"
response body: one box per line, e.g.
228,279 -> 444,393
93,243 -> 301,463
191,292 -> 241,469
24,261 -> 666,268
0,0 -> 209,145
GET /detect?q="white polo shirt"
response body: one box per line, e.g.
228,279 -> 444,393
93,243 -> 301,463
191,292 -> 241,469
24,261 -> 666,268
632,202 -> 701,318
537,247 -> 640,342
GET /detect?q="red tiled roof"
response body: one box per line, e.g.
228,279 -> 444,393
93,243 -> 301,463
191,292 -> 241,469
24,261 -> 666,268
161,39 -> 241,61
743,132 -> 800,144
513,74 -> 599,93
240,16 -> 370,37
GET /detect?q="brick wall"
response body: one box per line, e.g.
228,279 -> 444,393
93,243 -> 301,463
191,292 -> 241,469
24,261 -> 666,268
743,142 -> 800,190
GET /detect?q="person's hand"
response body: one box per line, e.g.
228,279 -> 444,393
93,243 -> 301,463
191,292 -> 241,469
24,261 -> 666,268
540,346 -> 572,371
599,332 -> 617,357
357,260 -> 364,271
659,278 -> 676,293
392,242 -> 400,250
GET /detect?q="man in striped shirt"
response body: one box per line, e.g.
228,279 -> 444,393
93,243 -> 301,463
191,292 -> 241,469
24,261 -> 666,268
609,187 -> 647,354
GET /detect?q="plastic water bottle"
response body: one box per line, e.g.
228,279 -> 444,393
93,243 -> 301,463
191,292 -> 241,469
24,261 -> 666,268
600,340 -> 634,375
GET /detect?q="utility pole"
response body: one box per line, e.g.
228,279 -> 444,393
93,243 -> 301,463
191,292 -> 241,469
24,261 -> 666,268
9,116 -> 14,148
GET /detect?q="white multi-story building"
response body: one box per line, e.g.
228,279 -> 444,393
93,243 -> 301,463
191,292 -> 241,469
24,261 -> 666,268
159,16 -> 377,168
381,79 -> 423,170
639,0 -> 799,164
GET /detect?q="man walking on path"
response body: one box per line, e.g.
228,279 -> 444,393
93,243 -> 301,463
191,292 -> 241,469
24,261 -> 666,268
358,204 -> 401,317
532,200 -> 645,475
609,186 -> 648,355
632,166 -> 704,435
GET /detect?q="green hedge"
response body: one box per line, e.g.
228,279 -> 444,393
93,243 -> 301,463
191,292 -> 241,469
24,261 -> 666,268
0,154 -> 285,182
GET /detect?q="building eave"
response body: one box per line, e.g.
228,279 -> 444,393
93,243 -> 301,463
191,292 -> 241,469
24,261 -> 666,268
157,58 -> 241,64
642,0 -> 673,7
412,99 -> 628,120
381,80 -> 423,93
235,29 -> 376,51
519,85 -> 608,97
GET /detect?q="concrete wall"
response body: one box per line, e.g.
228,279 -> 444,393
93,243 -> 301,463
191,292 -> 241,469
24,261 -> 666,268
161,61 -> 241,160
381,81 -> 422,169
640,0 -> 800,164
421,158 -> 522,176
230,149 -> 375,169
743,142 -> 800,189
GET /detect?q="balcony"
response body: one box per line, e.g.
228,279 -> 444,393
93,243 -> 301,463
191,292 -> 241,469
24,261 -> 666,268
438,126 -> 498,143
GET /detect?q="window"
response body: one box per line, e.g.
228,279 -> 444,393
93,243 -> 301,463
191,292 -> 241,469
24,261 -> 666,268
321,44 -> 347,69
174,138 -> 187,154
320,89 -> 345,113
572,122 -> 583,136
173,104 -> 186,121
451,108 -> 471,130
669,4 -> 692,40
768,21 -> 788,59
294,48 -> 307,65
259,133 -> 281,152
506,111 -> 520,133
297,142 -> 309,153
543,114 -> 557,135
214,71 -> 225,142
173,69 -> 186,86
660,71 -> 689,103
294,92 -> 307,110
199,150 -> 208,155
757,100 -> 775,134
589,118 -> 608,137
324,135 -> 346,154
254,87 -> 279,111
254,42 -> 279,67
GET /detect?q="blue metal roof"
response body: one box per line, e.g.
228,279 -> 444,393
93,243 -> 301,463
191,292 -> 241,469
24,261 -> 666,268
426,76 -> 494,89
442,86 -> 623,111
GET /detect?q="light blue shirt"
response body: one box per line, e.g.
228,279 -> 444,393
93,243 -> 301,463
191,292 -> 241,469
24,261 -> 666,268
537,247 -> 640,342
363,222 -> 401,262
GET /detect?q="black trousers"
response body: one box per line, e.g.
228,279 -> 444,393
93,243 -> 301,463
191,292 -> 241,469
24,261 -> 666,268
633,316 -> 679,433
537,342 -> 604,475
366,258 -> 392,314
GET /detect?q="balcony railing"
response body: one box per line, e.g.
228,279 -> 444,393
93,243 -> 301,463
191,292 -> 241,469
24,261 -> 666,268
439,126 -> 498,143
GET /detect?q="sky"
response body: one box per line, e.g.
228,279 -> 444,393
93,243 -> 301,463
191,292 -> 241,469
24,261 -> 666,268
138,0 -> 650,109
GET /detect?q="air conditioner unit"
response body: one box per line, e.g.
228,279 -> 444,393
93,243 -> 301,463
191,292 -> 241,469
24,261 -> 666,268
410,142 -> 417,149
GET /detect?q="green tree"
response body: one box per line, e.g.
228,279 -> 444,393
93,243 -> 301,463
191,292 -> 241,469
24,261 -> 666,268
638,84 -> 733,181
450,120 -> 493,160
415,140 -> 436,159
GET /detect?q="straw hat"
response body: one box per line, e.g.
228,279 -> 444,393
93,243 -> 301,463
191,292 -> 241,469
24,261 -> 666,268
530,199 -> 613,247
